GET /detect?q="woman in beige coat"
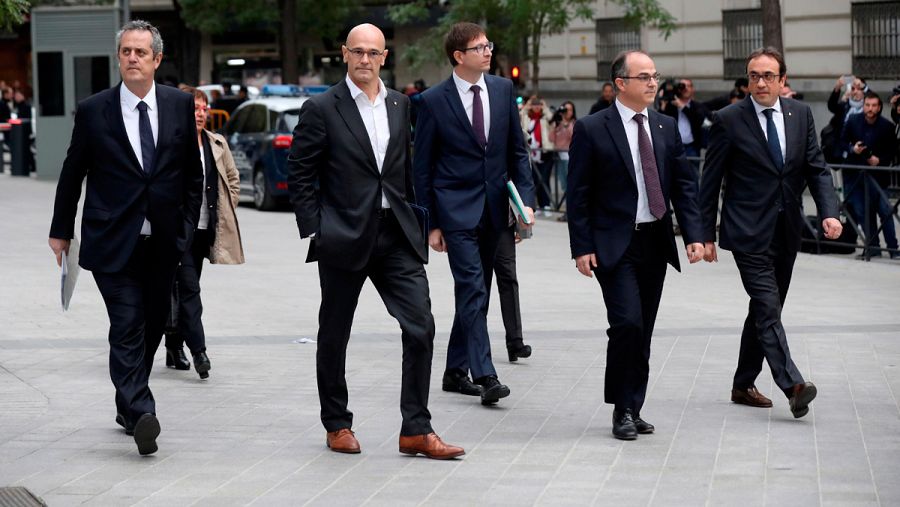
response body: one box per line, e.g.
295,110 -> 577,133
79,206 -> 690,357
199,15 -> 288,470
165,87 -> 245,379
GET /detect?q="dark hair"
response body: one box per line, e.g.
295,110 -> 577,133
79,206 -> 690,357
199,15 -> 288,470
601,81 -> 614,91
181,85 -> 208,105
445,22 -> 486,67
561,100 -> 576,120
863,90 -> 882,108
610,50 -> 650,83
746,46 -> 786,76
734,77 -> 749,88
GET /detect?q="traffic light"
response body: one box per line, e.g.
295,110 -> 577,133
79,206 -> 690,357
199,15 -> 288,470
511,65 -> 520,83
510,65 -> 524,104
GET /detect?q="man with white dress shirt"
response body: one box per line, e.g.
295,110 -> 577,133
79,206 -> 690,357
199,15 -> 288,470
49,20 -> 203,455
413,22 -> 536,407
287,23 -> 464,460
699,47 -> 842,419
566,50 -> 704,440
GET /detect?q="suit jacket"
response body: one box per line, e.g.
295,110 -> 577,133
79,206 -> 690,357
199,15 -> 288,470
840,113 -> 897,167
49,83 -> 203,273
287,80 -> 426,271
699,96 -> 839,254
413,74 -> 535,232
566,104 -> 703,273
663,99 -> 709,151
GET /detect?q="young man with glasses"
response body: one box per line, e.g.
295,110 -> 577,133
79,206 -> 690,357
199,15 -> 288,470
414,22 -> 536,407
699,47 -> 842,419
566,50 -> 704,440
287,23 -> 464,459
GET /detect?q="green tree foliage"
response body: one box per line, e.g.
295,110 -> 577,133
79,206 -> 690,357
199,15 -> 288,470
0,0 -> 30,31
387,0 -> 677,93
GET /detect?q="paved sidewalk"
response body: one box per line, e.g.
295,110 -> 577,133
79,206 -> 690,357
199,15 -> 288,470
1,174 -> 899,506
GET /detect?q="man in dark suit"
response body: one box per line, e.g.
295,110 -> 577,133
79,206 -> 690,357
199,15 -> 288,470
48,20 -> 203,455
414,22 -> 536,407
700,47 -> 842,419
567,50 -> 704,440
287,23 -> 463,460
840,91 -> 898,258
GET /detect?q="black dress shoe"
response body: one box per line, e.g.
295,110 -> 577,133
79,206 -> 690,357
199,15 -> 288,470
633,414 -> 655,434
165,347 -> 190,370
507,342 -> 533,362
612,409 -> 638,440
193,351 -> 211,380
133,413 -> 160,455
115,413 -> 134,436
442,370 -> 482,396
475,375 -> 510,406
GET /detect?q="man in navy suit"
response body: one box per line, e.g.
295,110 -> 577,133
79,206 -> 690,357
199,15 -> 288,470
49,20 -> 203,455
567,50 -> 704,440
414,22 -> 536,406
700,47 -> 841,419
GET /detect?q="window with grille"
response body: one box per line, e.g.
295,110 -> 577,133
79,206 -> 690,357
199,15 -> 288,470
722,9 -> 763,80
595,18 -> 640,82
852,1 -> 900,79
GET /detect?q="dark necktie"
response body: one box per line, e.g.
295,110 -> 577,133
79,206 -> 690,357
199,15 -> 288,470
633,113 -> 666,219
470,85 -> 487,149
762,108 -> 784,170
137,101 -> 155,173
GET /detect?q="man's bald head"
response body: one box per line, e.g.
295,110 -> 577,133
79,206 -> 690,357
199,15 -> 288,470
346,23 -> 385,50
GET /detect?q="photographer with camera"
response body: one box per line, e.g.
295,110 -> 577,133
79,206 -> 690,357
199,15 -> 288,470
660,78 -> 710,158
841,91 -> 898,258
520,96 -> 555,214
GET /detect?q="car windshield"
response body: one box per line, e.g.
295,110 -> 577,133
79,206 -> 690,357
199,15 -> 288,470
282,110 -> 300,132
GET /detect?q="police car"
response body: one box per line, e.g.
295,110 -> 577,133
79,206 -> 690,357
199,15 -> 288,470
221,85 -> 324,210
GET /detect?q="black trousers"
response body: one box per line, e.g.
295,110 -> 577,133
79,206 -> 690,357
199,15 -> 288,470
494,224 -> 524,348
316,211 -> 435,436
166,228 -> 211,355
443,209 -> 501,380
732,215 -> 804,397
595,224 -> 668,414
93,236 -> 178,426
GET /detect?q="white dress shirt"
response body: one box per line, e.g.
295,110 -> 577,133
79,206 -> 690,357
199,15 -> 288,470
120,81 -> 158,235
750,95 -> 787,161
198,143 -> 209,230
452,71 -> 490,144
677,101 -> 694,145
345,74 -> 390,209
615,99 -> 656,223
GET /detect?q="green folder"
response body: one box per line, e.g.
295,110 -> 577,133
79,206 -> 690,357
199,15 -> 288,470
507,181 -> 532,225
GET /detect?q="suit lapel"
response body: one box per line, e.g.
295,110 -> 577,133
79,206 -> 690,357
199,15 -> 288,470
334,81 -> 379,175
486,76 -> 502,150
604,106 -> 637,186
781,99 -> 801,170
739,96 -> 779,174
105,83 -> 144,177
443,77 -> 482,149
384,91 -> 402,166
648,110 -> 668,182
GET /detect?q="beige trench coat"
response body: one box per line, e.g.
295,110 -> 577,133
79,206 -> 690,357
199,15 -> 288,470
203,130 -> 245,265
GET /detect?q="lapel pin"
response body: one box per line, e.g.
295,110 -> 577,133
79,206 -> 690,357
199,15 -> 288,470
788,112 -> 792,116
658,124 -> 662,129
393,100 -> 397,106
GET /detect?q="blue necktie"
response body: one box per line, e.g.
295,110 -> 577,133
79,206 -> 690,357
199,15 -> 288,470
137,101 -> 155,173
762,108 -> 783,170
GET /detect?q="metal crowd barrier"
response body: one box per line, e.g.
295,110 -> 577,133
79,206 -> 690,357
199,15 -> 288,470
207,109 -> 230,131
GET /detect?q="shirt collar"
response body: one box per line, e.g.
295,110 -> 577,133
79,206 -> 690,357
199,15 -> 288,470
750,95 -> 782,115
121,81 -> 157,112
452,71 -> 487,95
615,98 -> 647,123
345,74 -> 387,104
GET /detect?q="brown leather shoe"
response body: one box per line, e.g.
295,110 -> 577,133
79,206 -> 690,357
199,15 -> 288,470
731,386 -> 773,408
326,428 -> 360,454
789,382 -> 817,419
399,433 -> 465,460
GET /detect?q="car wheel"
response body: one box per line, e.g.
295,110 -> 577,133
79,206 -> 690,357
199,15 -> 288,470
253,169 -> 277,211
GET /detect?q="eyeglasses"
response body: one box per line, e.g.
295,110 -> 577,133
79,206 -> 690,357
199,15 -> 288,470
621,73 -> 661,84
344,46 -> 385,60
748,72 -> 782,83
460,41 -> 494,56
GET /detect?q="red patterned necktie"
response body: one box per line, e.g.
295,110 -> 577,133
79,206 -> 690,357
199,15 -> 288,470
633,113 -> 666,219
